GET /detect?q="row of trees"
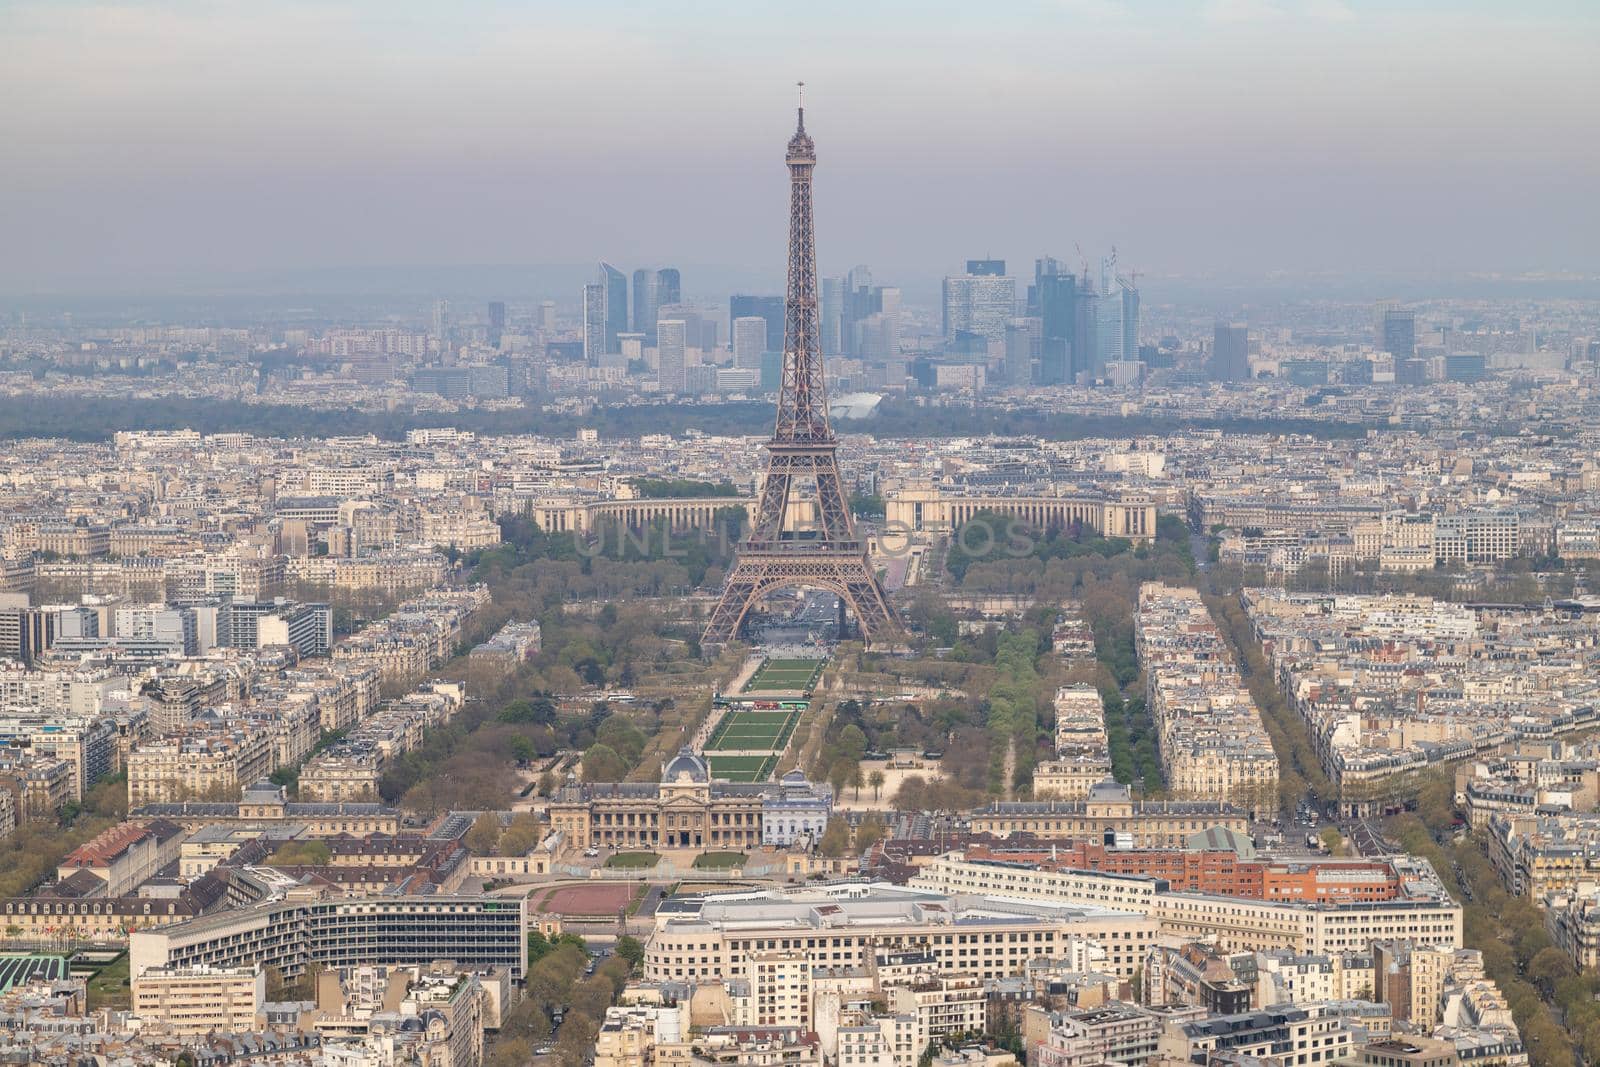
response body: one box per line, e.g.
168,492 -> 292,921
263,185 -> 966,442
1386,784 -> 1587,1067
950,515 -> 1197,600
491,934 -> 634,1067
0,394 -> 1377,446
628,477 -> 737,499
0,771 -> 128,899
984,630 -> 1050,794
1101,692 -> 1161,790
1202,590 -> 1335,814
474,512 -> 745,597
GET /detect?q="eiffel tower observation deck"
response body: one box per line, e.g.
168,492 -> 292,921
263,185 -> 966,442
702,89 -> 899,649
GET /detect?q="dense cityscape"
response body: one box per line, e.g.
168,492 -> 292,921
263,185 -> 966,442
4,4 -> 1600,1067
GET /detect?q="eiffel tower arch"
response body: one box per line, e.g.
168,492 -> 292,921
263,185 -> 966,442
703,92 -> 899,649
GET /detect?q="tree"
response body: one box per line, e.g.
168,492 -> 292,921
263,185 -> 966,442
465,812 -> 503,855
556,1014 -> 600,1067
818,818 -> 852,857
855,817 -> 887,851
893,775 -> 926,811
263,964 -> 287,999
868,770 -> 886,801
500,812 -> 541,856
582,743 -> 629,783
508,734 -> 538,765
490,1038 -> 534,1067
616,934 -> 646,970
838,724 -> 869,762
828,758 -> 854,799
1528,946 -> 1576,995
851,763 -> 865,800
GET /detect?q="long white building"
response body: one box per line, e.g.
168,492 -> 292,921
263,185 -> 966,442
909,853 -> 1462,955
644,884 -> 1158,984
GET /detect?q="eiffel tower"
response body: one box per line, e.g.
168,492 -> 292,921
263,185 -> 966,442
703,89 -> 898,648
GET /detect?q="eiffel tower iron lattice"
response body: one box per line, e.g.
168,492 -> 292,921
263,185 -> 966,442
702,94 -> 898,648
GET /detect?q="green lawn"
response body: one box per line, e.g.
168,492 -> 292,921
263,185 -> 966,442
605,852 -> 660,869
86,954 -> 130,1012
693,852 -> 747,870
744,658 -> 824,692
704,710 -> 802,751
707,754 -> 777,782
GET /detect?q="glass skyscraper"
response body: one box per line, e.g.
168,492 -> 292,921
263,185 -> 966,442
1034,261 -> 1077,384
582,284 -> 607,363
942,263 -> 1015,345
598,261 -> 627,353
656,268 -> 681,308
632,269 -> 660,341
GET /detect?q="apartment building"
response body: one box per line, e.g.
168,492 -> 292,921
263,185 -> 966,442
129,890 -> 529,980
127,728 -> 274,805
130,964 -> 265,1035
1542,882 -> 1600,971
1157,1002 -> 1355,1067
1136,584 -> 1279,818
1036,685 -> 1113,800
885,975 -> 987,1042
1028,1002 -> 1165,1067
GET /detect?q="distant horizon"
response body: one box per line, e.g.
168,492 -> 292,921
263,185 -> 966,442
5,262 -> 1599,322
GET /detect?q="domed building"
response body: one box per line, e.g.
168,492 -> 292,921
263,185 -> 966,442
547,747 -> 831,851
662,749 -> 710,786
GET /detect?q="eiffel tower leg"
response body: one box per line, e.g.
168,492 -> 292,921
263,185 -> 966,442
840,567 -> 895,638
752,470 -> 792,542
704,560 -> 762,646
812,458 -> 853,542
704,551 -> 897,650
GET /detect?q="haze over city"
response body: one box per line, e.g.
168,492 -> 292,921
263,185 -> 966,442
4,0 -> 1598,294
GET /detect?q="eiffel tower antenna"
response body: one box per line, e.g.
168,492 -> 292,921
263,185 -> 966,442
703,97 -> 899,649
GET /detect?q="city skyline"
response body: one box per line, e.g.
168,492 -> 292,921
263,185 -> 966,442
2,5 -> 1599,1065
3,0 -> 1598,291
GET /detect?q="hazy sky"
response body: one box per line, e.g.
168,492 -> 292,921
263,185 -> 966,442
3,0 -> 1598,292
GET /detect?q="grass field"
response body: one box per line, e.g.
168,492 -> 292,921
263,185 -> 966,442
85,954 -> 130,1012
743,657 -> 824,693
707,754 -> 778,782
704,709 -> 802,752
693,852 -> 747,870
605,852 -> 660,869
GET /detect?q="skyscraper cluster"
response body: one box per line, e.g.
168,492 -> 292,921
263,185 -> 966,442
585,262 -> 680,359
825,266 -> 900,361
1019,253 -> 1140,386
